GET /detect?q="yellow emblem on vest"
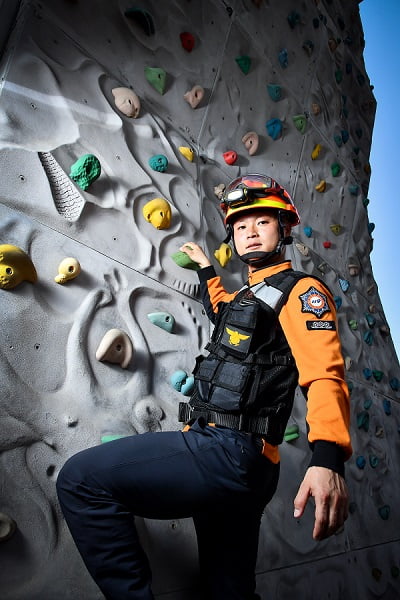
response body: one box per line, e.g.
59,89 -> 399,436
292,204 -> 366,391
226,327 -> 250,346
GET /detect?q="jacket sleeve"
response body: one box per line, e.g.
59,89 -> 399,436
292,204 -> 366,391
279,277 -> 352,475
197,266 -> 238,323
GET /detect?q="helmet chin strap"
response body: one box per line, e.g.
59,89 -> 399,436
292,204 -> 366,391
238,236 -> 293,267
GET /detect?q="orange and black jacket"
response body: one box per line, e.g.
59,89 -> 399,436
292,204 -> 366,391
197,260 -> 352,476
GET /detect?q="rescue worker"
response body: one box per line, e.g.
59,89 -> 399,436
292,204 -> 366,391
56,173 -> 352,600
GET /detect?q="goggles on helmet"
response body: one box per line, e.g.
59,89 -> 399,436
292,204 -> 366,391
221,173 -> 300,226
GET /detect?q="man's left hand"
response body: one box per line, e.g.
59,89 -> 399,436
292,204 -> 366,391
293,466 -> 349,540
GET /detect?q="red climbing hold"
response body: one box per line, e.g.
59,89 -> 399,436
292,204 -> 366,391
323,241 -> 332,248
223,151 -> 238,165
180,32 -> 195,52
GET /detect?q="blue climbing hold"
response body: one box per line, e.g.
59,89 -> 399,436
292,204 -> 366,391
369,454 -> 379,468
368,222 -> 375,235
356,456 -> 366,469
149,154 -> 168,172
382,398 -> 391,415
278,48 -> 288,68
266,118 -> 283,140
334,296 -> 342,310
334,134 -> 343,147
365,313 -> 376,328
339,278 -> 350,292
363,368 -> 373,380
357,411 -> 369,432
287,10 -> 301,29
349,184 -> 359,196
170,370 -> 194,396
341,129 -> 349,143
363,331 -> 373,345
389,377 -> 400,391
303,226 -> 313,238
363,398 -> 372,410
378,505 -> 390,520
267,84 -> 282,102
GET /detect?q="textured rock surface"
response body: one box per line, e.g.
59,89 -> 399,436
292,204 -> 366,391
0,1 -> 399,599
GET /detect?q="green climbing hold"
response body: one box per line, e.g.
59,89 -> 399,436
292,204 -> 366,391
348,319 -> 358,331
331,163 -> 341,177
69,154 -> 101,190
284,424 -> 299,442
369,454 -> 379,468
147,312 -> 175,333
373,370 -> 384,382
292,114 -> 307,134
235,55 -> 251,74
171,250 -> 200,270
335,69 -> 343,84
124,8 -> 155,36
357,411 -> 369,432
145,67 -> 167,95
101,434 -> 128,443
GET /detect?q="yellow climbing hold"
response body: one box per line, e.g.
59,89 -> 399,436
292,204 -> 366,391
0,244 -> 37,290
214,243 -> 232,267
330,224 -> 342,236
311,143 -> 322,160
315,180 -> 326,192
179,146 -> 194,162
143,198 -> 172,230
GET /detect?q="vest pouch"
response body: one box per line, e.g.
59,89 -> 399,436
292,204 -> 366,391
208,360 -> 251,412
220,301 -> 259,359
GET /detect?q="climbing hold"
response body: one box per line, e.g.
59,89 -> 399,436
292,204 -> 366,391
142,198 -> 172,230
180,31 -> 195,52
302,40 -> 314,56
311,103 -> 321,116
334,134 -> 343,148
375,425 -> 384,438
149,154 -> 168,172
317,262 -> 328,274
363,331 -> 373,346
0,244 -> 37,290
357,411 -> 369,432
235,55 -> 251,74
287,10 -> 301,29
170,369 -> 194,396
315,180 -> 326,193
344,356 -> 352,370
311,143 -> 322,159
267,84 -> 282,102
183,85 -> 204,108
144,66 -> 167,95
69,154 -> 101,190
378,505 -> 390,520
293,114 -> 307,133
380,324 -> 390,336
330,224 -> 342,236
303,226 -> 312,238
266,118 -> 283,140
101,434 -> 128,443
389,377 -> 400,391
341,130 -> 349,144
335,69 -> 343,84
323,241 -> 331,249
348,261 -> 359,276
0,512 -> 16,542
171,250 -> 200,270
365,313 -> 376,328
356,456 -> 366,469
278,48 -> 288,69
369,454 -> 379,468
363,368 -> 372,380
334,296 -> 342,309
111,87 -> 141,118
382,398 -> 391,415
223,151 -> 238,165
357,73 -> 366,86
295,243 -> 309,257
328,37 -> 338,52
331,163 -> 341,177
368,222 -> 375,235
348,319 -> 358,330
363,398 -> 373,410
373,370 -> 384,382
213,183 -> 226,200
179,146 -> 194,162
214,243 -> 232,268
124,8 -> 154,35
348,382 -> 353,394
284,423 -> 299,442
147,312 -> 175,333
339,278 -> 350,292
242,131 -> 259,156
96,329 -> 133,369
54,257 -> 81,284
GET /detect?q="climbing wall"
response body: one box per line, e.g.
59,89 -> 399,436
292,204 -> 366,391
0,0 -> 399,598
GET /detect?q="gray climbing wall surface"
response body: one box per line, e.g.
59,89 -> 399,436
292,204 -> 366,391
0,0 -> 399,598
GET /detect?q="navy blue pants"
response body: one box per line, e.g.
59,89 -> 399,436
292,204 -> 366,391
56,418 -> 279,600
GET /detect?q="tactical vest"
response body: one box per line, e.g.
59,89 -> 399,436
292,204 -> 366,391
179,270 -> 312,445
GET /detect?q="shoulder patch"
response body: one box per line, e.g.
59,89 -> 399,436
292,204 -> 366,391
299,286 -> 330,318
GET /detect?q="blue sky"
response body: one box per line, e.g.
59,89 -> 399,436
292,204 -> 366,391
359,0 -> 400,359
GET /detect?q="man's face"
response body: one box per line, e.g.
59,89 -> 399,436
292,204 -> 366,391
232,209 -> 281,258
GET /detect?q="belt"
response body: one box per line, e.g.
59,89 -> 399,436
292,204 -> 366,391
178,402 -> 272,436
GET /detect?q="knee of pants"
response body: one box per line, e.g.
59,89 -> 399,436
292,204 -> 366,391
56,451 -> 86,503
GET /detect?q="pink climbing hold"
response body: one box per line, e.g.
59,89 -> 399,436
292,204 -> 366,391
223,151 -> 237,165
180,32 -> 195,52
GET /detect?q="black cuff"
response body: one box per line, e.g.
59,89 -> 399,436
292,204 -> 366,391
197,265 -> 217,282
308,440 -> 345,478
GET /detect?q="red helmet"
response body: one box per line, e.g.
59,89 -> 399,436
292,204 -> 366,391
221,173 -> 300,226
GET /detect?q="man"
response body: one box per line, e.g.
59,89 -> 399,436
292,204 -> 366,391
57,173 -> 351,600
